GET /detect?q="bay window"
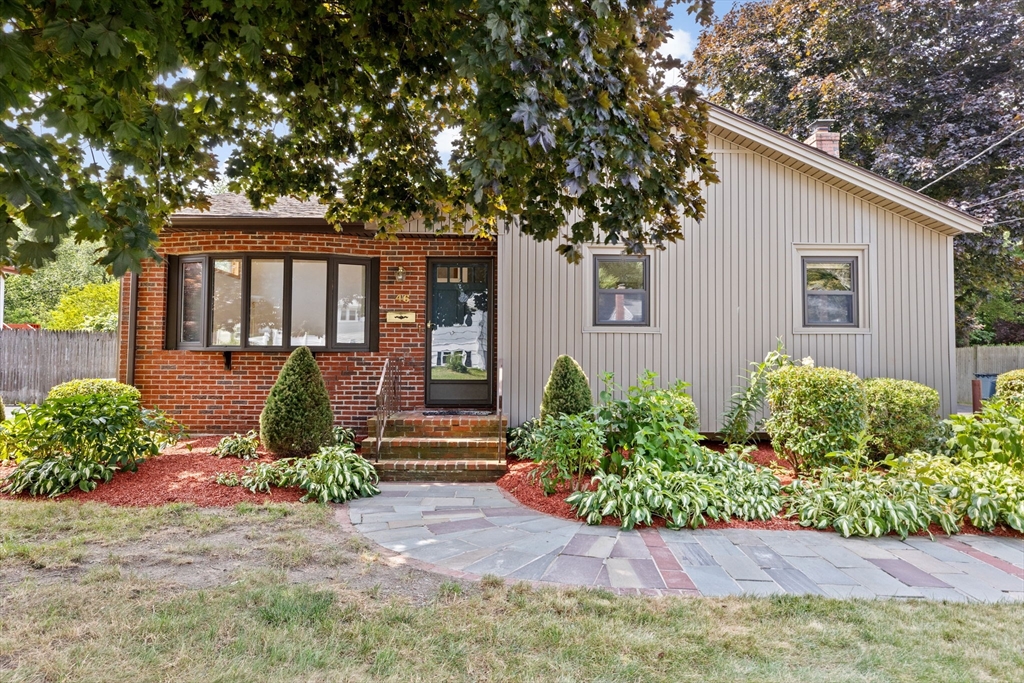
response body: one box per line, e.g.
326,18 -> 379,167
166,254 -> 378,351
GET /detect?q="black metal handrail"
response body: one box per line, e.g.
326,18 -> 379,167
496,357 -> 504,461
374,357 -> 401,461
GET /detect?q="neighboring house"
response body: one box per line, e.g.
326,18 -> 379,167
117,104 -> 982,447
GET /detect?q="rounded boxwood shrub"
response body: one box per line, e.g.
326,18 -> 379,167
997,369 -> 1024,399
863,378 -> 940,459
540,355 -> 592,419
765,365 -> 866,472
260,346 -> 333,456
48,378 -> 141,404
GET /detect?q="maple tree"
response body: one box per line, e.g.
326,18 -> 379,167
692,0 -> 1023,342
1,0 -> 716,274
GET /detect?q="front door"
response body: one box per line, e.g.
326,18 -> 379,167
425,259 -> 494,406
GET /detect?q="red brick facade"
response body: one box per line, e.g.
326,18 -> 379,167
118,230 -> 497,436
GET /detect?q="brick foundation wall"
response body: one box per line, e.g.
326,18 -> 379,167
118,230 -> 497,436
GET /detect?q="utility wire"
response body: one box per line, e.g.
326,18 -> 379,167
919,124 -> 1024,192
982,216 -> 1024,228
964,188 -> 1024,210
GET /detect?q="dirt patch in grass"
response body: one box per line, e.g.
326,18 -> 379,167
0,499 -> 450,604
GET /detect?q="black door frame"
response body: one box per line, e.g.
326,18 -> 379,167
424,257 -> 496,408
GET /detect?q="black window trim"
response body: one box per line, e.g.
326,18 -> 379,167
802,255 -> 859,328
593,254 -> 651,327
166,252 -> 379,352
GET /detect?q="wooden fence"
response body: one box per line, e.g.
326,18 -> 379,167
956,345 -> 1024,405
0,330 -> 118,405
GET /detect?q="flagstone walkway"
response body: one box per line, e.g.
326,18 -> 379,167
344,483 -> 1024,602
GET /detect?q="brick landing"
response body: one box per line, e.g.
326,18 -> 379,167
346,484 -> 1024,601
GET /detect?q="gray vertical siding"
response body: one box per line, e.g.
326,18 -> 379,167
498,133 -> 958,431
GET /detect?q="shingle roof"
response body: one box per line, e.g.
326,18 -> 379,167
172,194 -> 327,219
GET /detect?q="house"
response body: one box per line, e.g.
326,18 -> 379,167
117,104 -> 983,480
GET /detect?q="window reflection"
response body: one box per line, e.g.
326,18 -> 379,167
248,259 -> 284,346
336,263 -> 366,344
180,260 -> 204,343
291,260 -> 327,346
212,259 -> 242,346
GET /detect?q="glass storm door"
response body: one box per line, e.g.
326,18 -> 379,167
425,259 -> 494,406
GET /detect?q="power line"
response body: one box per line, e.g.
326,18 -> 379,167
919,124 -> 1024,192
964,188 -> 1024,210
982,216 -> 1024,228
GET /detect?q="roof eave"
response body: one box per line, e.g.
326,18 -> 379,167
706,105 -> 985,236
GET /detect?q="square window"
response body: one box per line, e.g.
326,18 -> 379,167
803,257 -> 857,326
594,256 -> 650,326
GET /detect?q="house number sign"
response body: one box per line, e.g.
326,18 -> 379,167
394,294 -> 410,302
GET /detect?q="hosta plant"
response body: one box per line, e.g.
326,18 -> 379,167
219,444 -> 380,504
783,469 -> 952,539
212,431 -> 261,460
2,455 -> 117,497
566,448 -> 782,530
888,452 -> 1024,532
941,396 -> 1024,469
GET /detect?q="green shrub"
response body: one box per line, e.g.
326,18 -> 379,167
221,444 -> 379,503
598,371 -> 699,473
540,355 -> 592,419
43,280 -> 119,331
48,378 -> 141,404
332,426 -> 356,447
212,431 -> 261,460
518,413 -> 603,493
444,351 -> 468,374
996,368 -> 1024,398
0,394 -> 5,423
0,394 -> 184,496
259,347 -> 333,457
863,378 -> 940,459
765,365 -> 867,473
720,342 -> 791,446
941,396 -> 1024,469
507,418 -> 542,456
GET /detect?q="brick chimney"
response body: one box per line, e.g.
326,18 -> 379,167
804,119 -> 840,157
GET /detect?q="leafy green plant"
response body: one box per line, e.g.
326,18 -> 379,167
506,418 -> 542,456
289,445 -> 380,504
941,396 -> 1024,469
222,444 -> 379,504
540,355 -> 592,419
597,371 -> 699,473
996,369 -> 1024,399
720,342 -> 791,446
214,471 -> 240,487
519,413 -> 603,493
259,346 -> 334,457
47,378 -> 141,404
332,426 -> 356,447
863,378 -> 940,459
444,351 -> 468,374
567,448 -> 782,530
1,455 -> 117,497
764,365 -> 867,474
889,452 -> 1024,532
0,394 -> 184,496
783,469 -> 951,539
212,431 -> 261,460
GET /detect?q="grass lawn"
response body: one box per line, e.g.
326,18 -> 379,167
430,366 -> 488,381
1,500 -> 1022,682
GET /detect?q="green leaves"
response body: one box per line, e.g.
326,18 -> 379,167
223,444 -> 380,504
2,0 -> 717,274
0,393 -> 185,497
212,430 -> 261,460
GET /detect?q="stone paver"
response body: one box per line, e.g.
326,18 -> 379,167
346,483 -> 1024,601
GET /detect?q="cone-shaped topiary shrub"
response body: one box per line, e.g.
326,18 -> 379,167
260,346 -> 333,456
540,355 -> 592,419
997,369 -> 1024,399
863,378 -> 940,460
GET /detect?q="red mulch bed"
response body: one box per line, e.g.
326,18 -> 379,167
496,444 -> 1024,539
0,436 -> 303,507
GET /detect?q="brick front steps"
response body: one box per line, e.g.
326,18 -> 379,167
361,411 -> 508,483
